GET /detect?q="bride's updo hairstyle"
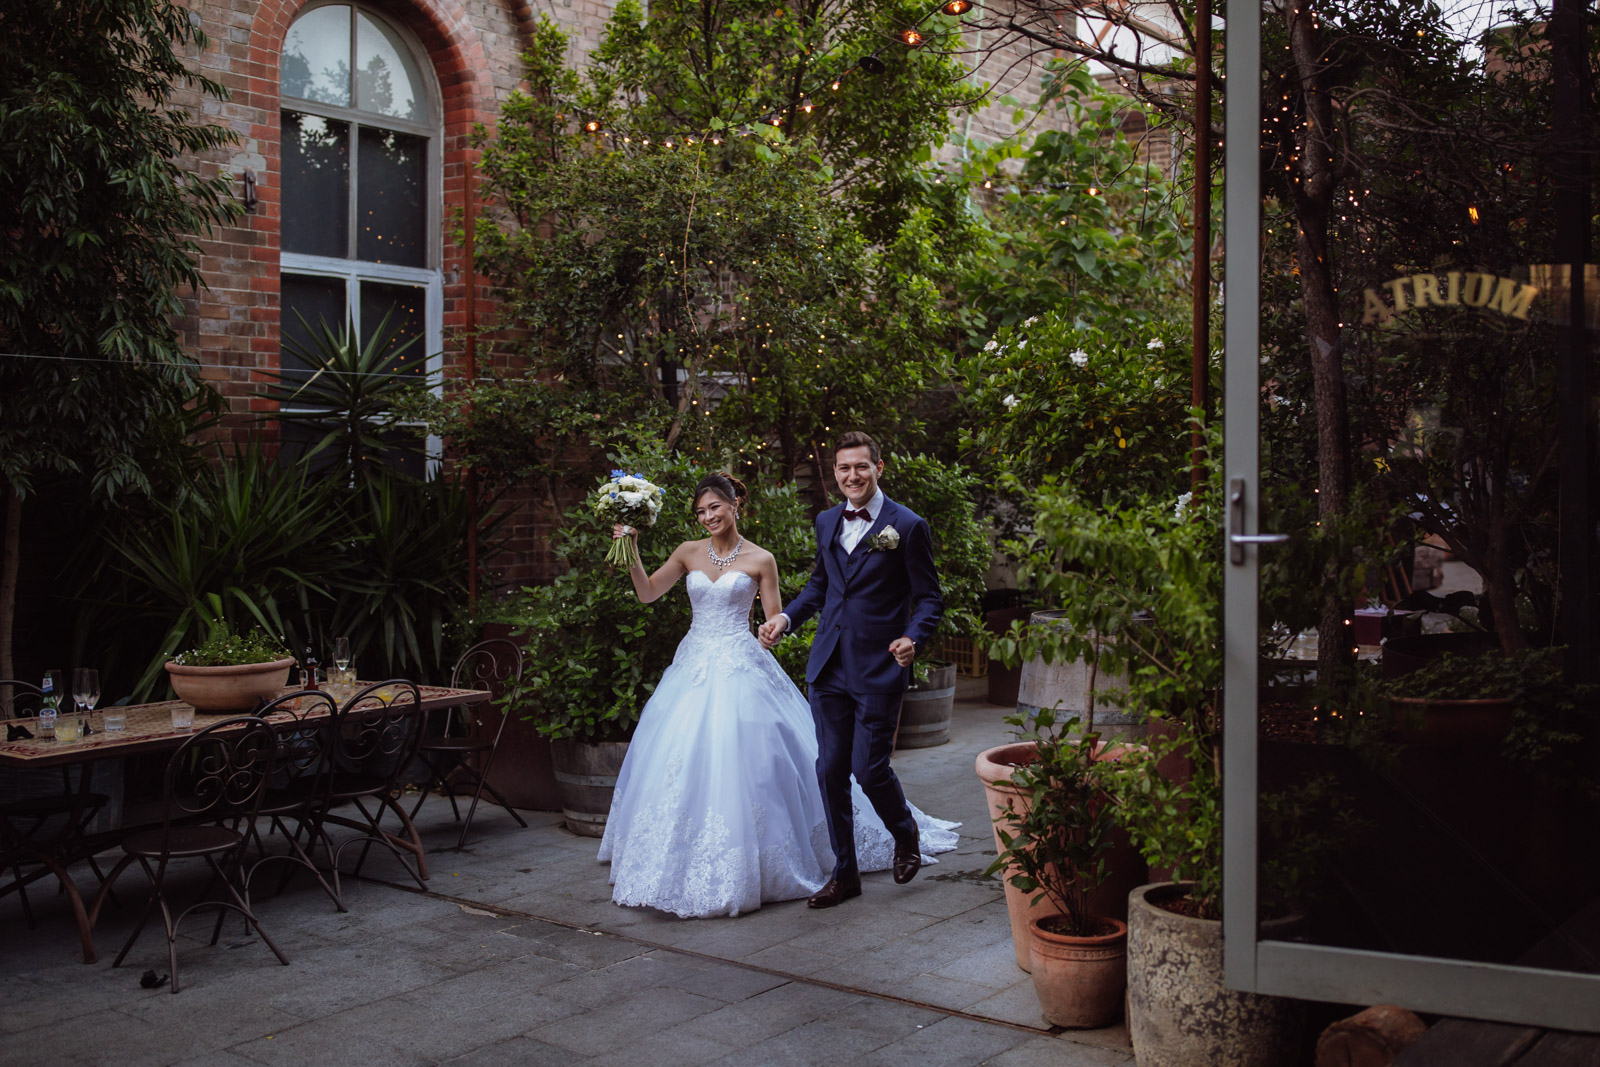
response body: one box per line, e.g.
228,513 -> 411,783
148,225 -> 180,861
692,472 -> 748,515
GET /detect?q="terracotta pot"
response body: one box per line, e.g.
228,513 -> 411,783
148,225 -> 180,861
1388,696 -> 1514,744
1027,915 -> 1127,1029
165,657 -> 296,712
1126,882 -> 1303,1067
550,739 -> 629,837
975,740 -> 1147,971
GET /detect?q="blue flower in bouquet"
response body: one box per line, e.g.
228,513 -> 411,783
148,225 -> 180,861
593,471 -> 666,569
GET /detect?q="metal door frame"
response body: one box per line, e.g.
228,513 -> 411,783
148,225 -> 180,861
1219,0 -> 1600,1031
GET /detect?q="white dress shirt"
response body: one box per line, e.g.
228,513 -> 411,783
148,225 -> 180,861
838,488 -> 884,556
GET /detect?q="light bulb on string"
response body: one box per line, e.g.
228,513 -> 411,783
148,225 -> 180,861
942,0 -> 972,12
830,79 -> 842,91
800,95 -> 814,114
899,28 -> 924,47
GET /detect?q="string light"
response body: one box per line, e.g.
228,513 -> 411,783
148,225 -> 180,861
899,28 -> 924,47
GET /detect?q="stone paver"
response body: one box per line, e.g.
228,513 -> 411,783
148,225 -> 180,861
0,678 -> 1132,1065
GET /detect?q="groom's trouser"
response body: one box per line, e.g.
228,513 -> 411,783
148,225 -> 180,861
809,660 -> 917,883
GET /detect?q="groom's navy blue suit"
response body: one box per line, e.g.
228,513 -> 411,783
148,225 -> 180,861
783,495 -> 943,882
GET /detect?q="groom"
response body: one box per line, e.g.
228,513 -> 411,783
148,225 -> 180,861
759,431 -> 943,908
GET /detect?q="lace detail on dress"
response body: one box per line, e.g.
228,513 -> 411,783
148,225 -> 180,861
673,570 -> 765,686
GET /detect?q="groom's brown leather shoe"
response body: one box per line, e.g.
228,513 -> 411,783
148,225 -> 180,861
807,877 -> 862,908
893,834 -> 923,885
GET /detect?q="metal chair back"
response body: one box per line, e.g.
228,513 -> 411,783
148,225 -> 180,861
160,716 -> 279,839
331,679 -> 424,790
444,639 -> 524,739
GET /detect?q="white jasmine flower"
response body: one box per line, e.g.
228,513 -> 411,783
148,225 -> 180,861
1174,491 -> 1193,520
984,339 -> 999,352
1069,349 -> 1089,367
1147,339 -> 1165,350
1023,316 -> 1040,326
1002,394 -> 1018,409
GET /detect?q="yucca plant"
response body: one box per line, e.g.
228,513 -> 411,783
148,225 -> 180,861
259,311 -> 433,485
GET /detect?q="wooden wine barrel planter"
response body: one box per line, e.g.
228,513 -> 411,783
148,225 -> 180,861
1015,611 -> 1149,741
895,661 -> 956,749
550,739 -> 629,837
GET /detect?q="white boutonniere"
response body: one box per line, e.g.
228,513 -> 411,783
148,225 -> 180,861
868,526 -> 901,552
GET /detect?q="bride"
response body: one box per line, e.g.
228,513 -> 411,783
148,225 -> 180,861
596,472 -> 958,918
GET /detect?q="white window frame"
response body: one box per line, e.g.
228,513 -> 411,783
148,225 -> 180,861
279,1 -> 444,475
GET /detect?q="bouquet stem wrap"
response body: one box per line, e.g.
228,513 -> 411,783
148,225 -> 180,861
606,532 -> 641,570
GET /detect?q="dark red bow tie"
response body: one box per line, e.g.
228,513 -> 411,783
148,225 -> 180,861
842,508 -> 871,521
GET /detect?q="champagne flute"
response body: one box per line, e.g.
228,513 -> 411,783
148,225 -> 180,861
73,668 -> 100,733
333,635 -> 351,672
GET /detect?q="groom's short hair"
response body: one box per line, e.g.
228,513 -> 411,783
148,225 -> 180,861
834,431 -> 881,464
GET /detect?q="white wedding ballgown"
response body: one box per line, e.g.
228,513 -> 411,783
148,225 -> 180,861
597,568 -> 960,918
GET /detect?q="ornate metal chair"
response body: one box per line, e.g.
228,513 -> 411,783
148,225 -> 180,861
408,639 -> 528,848
244,689 -> 344,912
321,679 -> 428,896
89,715 -> 286,993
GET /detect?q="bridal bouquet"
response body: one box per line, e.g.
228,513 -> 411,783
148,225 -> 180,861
593,470 -> 665,570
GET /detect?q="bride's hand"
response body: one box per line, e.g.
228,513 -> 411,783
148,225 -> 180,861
612,524 -> 637,541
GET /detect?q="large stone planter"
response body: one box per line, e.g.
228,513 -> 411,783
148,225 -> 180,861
1126,883 -> 1303,1067
550,739 -> 629,837
896,660 -> 956,749
1016,611 -> 1149,742
976,741 -> 1147,971
164,657 -> 296,712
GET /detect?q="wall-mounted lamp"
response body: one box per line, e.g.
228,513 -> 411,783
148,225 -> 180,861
241,168 -> 258,212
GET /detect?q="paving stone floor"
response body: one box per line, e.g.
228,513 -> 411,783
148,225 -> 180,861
0,678 -> 1133,1066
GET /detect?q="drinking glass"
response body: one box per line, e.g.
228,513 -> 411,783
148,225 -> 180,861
73,668 -> 100,726
171,706 -> 195,732
333,635 -> 351,672
55,714 -> 81,743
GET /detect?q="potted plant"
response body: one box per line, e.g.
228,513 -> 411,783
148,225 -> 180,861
1382,648 -> 1573,745
986,707 -> 1127,1029
884,454 -> 990,750
166,622 -> 294,712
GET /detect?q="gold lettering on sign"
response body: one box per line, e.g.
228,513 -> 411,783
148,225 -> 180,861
1359,270 -> 1539,325
1412,273 -> 1442,308
1461,272 -> 1494,307
1486,277 -> 1538,320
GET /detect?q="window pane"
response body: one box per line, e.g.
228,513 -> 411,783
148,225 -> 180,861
356,127 -> 427,266
359,280 -> 427,379
282,111 -> 350,258
280,273 -> 347,386
356,12 -> 424,122
282,5 -> 351,107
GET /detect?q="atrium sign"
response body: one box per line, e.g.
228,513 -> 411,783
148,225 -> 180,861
1361,271 -> 1539,325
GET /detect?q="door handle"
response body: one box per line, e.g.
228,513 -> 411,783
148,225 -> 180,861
1228,477 -> 1288,565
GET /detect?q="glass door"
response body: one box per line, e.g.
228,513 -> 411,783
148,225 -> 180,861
1221,0 -> 1600,1030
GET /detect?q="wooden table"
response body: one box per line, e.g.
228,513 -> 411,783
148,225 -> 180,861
0,684 -> 492,963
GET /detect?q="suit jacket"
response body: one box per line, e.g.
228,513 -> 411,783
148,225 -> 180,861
784,495 -> 943,693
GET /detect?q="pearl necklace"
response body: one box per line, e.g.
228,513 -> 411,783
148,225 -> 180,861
707,536 -> 744,570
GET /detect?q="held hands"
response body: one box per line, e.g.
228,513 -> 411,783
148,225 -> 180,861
889,637 -> 916,668
757,616 -> 787,649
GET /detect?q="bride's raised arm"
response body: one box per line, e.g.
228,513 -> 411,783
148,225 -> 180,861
613,526 -> 690,604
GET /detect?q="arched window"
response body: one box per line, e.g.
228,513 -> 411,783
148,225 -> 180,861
279,2 -> 440,474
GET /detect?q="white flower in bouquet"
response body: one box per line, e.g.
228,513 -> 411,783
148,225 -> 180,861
593,469 -> 666,569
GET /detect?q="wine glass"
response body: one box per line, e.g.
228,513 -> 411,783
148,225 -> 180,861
333,635 -> 351,672
73,668 -> 100,729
